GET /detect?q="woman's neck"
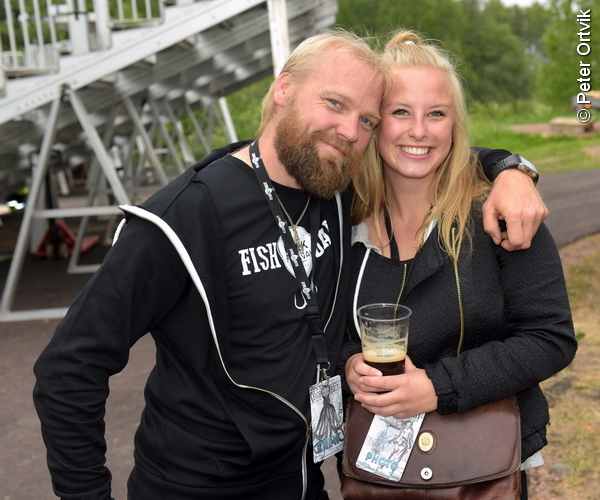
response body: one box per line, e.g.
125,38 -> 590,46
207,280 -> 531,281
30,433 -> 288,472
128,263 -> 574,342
385,183 -> 431,226
370,175 -> 433,260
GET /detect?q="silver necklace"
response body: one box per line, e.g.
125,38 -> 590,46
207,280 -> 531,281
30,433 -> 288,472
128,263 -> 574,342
275,194 -> 311,254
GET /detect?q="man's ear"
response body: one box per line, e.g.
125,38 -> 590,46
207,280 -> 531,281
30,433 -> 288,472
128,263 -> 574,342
273,72 -> 294,107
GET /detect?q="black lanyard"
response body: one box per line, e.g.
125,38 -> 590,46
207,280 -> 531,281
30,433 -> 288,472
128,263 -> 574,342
249,139 -> 329,376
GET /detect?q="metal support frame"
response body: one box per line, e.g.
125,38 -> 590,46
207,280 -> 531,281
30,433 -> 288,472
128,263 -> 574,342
163,98 -> 196,165
148,97 -> 186,175
123,96 -> 171,187
185,100 -> 211,154
0,90 -> 241,321
267,0 -> 291,75
0,0 -> 340,322
67,103 -> 120,275
218,97 -> 239,143
68,87 -> 131,205
66,0 -> 91,55
0,98 -> 67,321
92,0 -> 112,51
0,89 -> 130,322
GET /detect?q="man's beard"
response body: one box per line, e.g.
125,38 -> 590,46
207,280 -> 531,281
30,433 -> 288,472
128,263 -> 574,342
274,109 -> 362,199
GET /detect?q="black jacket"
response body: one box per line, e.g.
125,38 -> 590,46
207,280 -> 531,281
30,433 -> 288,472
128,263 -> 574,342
33,142 -> 352,500
342,206 -> 577,461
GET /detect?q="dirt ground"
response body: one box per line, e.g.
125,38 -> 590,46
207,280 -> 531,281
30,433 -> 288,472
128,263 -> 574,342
505,120 -> 600,138
527,233 -> 600,500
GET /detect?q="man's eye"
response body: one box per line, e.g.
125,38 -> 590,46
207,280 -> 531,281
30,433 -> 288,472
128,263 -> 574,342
328,99 -> 340,107
359,117 -> 374,127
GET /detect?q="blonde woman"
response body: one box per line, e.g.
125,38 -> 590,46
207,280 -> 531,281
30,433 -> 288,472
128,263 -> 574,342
342,31 -> 577,499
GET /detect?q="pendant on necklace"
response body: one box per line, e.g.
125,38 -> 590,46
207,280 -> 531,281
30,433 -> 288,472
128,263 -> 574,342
276,194 -> 311,257
291,226 -> 303,255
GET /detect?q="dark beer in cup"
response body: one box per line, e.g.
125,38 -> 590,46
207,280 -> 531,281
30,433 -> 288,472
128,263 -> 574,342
362,346 -> 406,375
357,303 -> 411,377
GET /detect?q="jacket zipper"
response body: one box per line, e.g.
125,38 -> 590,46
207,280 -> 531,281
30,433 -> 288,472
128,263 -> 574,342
394,262 -> 408,304
451,227 -> 465,356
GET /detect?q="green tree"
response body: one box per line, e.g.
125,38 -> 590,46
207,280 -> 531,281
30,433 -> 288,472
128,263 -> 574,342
336,0 -> 467,43
508,2 -> 552,57
461,0 -> 534,102
337,0 -> 535,103
538,0 -> 599,107
335,0 -> 381,35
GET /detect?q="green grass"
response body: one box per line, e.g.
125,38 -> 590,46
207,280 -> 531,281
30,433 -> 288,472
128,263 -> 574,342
469,101 -> 600,174
564,245 -> 600,312
224,76 -> 273,142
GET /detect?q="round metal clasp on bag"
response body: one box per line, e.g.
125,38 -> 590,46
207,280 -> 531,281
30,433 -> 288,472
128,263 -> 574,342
421,467 -> 433,480
418,431 -> 434,452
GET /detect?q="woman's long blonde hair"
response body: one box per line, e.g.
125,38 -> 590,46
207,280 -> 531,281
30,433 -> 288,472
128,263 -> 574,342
352,30 -> 491,261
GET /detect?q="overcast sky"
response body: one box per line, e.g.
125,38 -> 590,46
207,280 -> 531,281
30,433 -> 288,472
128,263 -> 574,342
500,0 -> 548,6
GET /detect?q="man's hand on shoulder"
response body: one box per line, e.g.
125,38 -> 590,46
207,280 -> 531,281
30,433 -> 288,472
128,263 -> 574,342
483,168 -> 548,251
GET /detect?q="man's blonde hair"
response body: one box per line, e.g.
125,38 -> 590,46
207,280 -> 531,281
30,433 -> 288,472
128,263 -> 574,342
257,28 -> 386,135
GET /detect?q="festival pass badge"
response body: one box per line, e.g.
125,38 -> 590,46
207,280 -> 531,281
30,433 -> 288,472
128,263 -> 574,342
356,412 -> 425,481
310,375 -> 345,463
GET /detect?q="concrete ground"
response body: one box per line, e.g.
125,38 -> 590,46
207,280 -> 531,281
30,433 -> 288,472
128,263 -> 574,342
1,167 -> 600,500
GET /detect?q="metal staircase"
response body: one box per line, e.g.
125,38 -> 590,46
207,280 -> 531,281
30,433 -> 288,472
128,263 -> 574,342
0,0 -> 338,322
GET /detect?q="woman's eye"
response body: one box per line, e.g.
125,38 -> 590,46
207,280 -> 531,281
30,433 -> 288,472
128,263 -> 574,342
392,108 -> 408,116
429,110 -> 446,117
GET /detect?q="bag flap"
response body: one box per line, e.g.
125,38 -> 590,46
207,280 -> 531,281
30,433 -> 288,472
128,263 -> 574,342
343,396 -> 521,488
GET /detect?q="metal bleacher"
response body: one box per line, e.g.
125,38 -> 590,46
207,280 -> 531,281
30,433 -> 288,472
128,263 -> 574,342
0,0 -> 338,322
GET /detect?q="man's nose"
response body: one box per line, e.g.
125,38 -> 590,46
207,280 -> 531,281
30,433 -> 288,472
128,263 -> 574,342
336,116 -> 359,143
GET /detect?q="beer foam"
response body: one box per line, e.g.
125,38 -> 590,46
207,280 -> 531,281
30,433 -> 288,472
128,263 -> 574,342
363,347 -> 406,362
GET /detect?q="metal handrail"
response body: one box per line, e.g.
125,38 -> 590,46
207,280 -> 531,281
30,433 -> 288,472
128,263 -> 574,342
1,0 -> 165,77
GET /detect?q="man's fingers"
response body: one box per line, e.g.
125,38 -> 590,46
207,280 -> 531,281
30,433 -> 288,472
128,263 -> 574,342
501,215 -> 526,251
501,205 -> 546,251
482,204 -> 502,245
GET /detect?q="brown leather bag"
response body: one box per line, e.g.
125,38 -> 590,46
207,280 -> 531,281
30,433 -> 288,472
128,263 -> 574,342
341,395 -> 521,500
